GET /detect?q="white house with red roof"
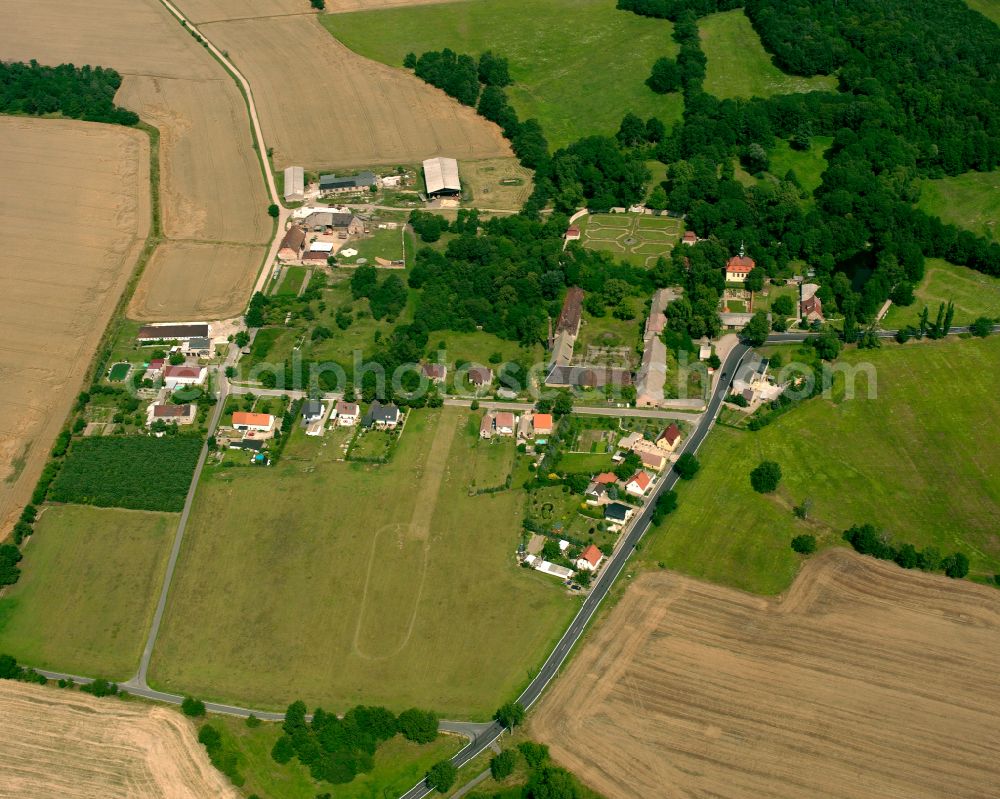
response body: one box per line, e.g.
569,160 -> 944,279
682,229 -> 698,246
495,411 -> 516,436
624,471 -> 653,497
725,243 -> 755,283
565,225 -> 581,241
334,401 -> 360,426
575,544 -> 605,572
232,411 -> 275,433
163,364 -> 207,389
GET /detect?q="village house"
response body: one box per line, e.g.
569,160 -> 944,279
565,225 -> 581,241
585,481 -> 610,505
575,544 -> 605,572
625,471 -> 653,497
604,502 -> 635,524
301,400 -> 324,423
147,402 -> 196,427
800,283 -> 824,322
334,400 -> 360,427
232,411 -> 275,434
725,245 -> 755,283
467,365 -> 493,388
480,413 -> 495,439
143,358 -> 165,380
656,423 -> 682,453
162,364 -> 207,390
363,400 -> 401,429
494,411 -> 516,437
532,413 -> 553,437
278,225 -> 306,261
682,230 -> 698,246
421,362 -> 447,383
545,365 -> 633,390
548,286 -> 585,371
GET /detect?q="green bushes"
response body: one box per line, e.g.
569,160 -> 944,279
426,760 -> 457,793
843,524 -> 971,579
0,545 -> 24,587
198,724 -> 245,787
49,437 -> 202,512
0,654 -> 47,685
182,696 -> 206,717
790,534 -> 816,554
398,707 -> 439,743
80,678 -> 118,697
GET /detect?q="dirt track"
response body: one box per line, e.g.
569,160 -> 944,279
0,681 -> 238,799
0,118 -> 149,533
199,14 -> 512,170
531,549 -> 1000,799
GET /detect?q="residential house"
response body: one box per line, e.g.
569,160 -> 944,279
682,230 -> 698,245
719,311 -> 758,330
147,403 -> 196,427
494,411 -> 516,436
163,364 -> 207,389
565,225 -> 581,241
334,401 -> 360,426
576,544 -> 605,572
232,411 -> 275,434
634,444 -> 667,472
800,283 -> 824,322
517,413 -> 533,442
731,354 -> 770,404
604,502 -> 635,524
144,358 -> 165,380
362,400 -> 401,429
585,481 -> 610,505
625,471 -> 653,497
467,365 -> 493,388
301,400 -> 324,422
617,432 -> 644,451
278,225 -> 306,261
480,413 -> 495,439
532,413 -> 553,437
656,423 -> 682,452
594,472 -> 618,485
421,362 -> 447,383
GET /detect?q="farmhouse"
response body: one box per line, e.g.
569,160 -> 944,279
319,171 -> 376,197
625,471 -> 653,497
726,246 -> 755,282
278,225 -> 306,261
284,166 -> 304,203
545,365 -> 633,390
232,411 -> 275,433
162,364 -> 206,389
422,157 -> 461,198
657,423 -> 682,452
334,400 -> 360,426
576,544 -> 605,572
302,250 -> 328,264
731,355 -> 774,404
147,403 -> 196,426
137,323 -> 209,343
363,400 -> 400,429
556,287 -> 585,338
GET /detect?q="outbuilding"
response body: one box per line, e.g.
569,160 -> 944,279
422,157 -> 461,197
284,166 -> 304,203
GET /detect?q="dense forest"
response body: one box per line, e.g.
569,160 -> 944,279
0,61 -> 139,125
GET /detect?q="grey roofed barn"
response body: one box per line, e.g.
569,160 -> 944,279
319,172 -> 376,191
422,157 -> 461,197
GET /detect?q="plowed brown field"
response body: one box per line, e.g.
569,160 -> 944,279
531,549 -> 1000,799
0,118 -> 149,533
130,241 -> 267,321
0,681 -> 239,799
200,14 -> 511,170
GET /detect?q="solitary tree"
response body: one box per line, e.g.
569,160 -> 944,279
182,696 -> 206,717
426,760 -> 457,793
741,311 -> 771,346
490,750 -> 516,781
494,701 -> 526,729
791,534 -> 816,554
942,552 -> 970,579
267,203 -> 279,218
749,460 -> 782,493
674,452 -> 700,480
970,316 -> 993,337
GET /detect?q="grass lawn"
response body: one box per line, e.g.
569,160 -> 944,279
340,228 -> 408,265
276,266 -> 307,296
700,10 -> 838,99
916,168 -> 1000,241
0,506 -> 175,679
149,408 -> 576,717
576,212 -> 682,267
881,259 -> 1000,329
768,136 -> 833,197
965,0 -> 1000,25
643,337 -> 1000,593
211,716 -> 462,799
559,452 -> 616,474
470,437 -> 516,489
325,0 -> 683,149
427,329 -> 543,372
754,282 -> 799,315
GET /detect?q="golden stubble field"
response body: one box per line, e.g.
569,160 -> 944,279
531,550 -> 1000,799
198,13 -> 512,170
0,0 -> 270,323
0,681 -> 239,799
0,118 -> 149,533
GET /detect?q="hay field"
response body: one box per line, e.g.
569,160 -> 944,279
0,118 -> 149,534
117,76 -> 270,244
200,14 -> 511,170
0,681 -> 239,799
130,241 -> 267,321
460,157 -> 534,211
532,550 -> 1000,799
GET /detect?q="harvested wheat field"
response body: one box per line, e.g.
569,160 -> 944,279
531,549 -> 1000,799
201,14 -> 511,170
0,118 -> 149,533
174,0 -> 308,23
130,241 -> 266,321
0,681 -> 238,799
325,0 -> 472,11
117,75 -> 270,244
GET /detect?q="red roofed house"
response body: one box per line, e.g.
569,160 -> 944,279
468,365 -> 493,388
147,403 -> 196,427
682,230 -> 698,246
726,244 -> 755,283
421,362 -> 447,383
334,401 -> 360,426
656,423 -> 682,453
801,294 -> 824,322
144,358 -> 165,380
163,364 -> 207,389
532,413 -> 553,436
565,226 -> 581,241
594,472 -> 618,485
232,411 -> 275,433
625,471 -> 653,497
495,412 -> 516,436
576,544 -> 605,572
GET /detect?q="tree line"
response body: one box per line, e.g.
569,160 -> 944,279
842,523 -> 970,579
0,61 -> 139,126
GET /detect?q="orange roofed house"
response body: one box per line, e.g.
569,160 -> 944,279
575,544 -> 605,572
232,411 -> 275,434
